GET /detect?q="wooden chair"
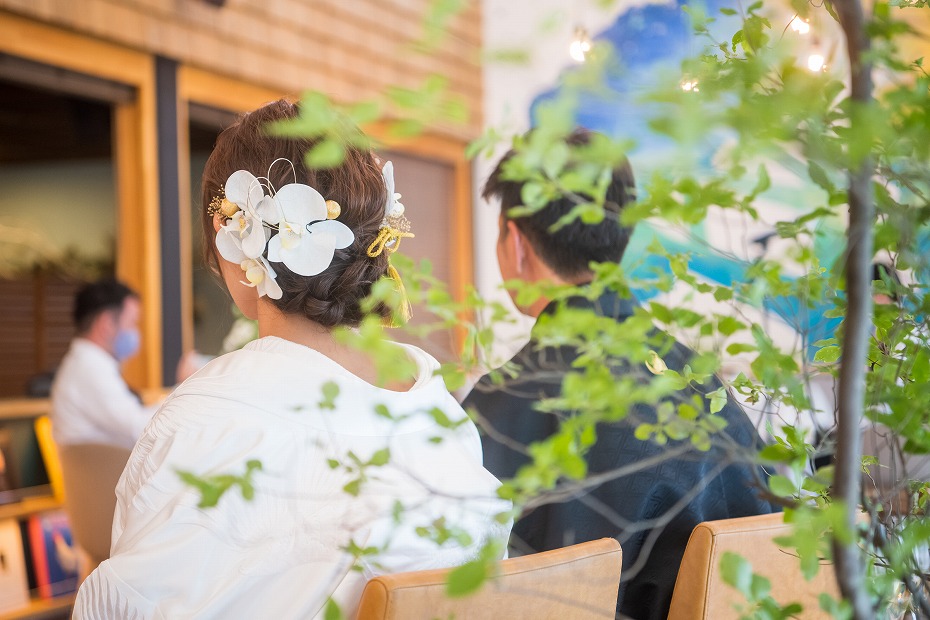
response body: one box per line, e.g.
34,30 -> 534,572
356,538 -> 622,620
57,442 -> 132,576
667,513 -> 839,620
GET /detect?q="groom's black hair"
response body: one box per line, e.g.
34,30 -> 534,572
483,128 -> 637,280
74,278 -> 138,333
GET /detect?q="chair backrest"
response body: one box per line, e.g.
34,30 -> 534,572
667,512 -> 839,620
57,443 -> 132,568
355,538 -> 622,620
33,415 -> 65,503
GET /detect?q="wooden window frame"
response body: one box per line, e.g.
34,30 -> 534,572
0,12 -> 161,391
176,67 -> 474,352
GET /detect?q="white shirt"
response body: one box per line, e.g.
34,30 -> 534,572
50,338 -> 157,450
74,336 -> 510,620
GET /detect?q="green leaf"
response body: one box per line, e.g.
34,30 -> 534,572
749,573 -> 772,600
438,364 -> 467,391
343,479 -> 362,497
769,474 -> 797,496
428,406 -> 455,428
305,139 -> 346,169
708,388 -> 728,414
759,443 -> 795,463
324,598 -> 344,620
807,161 -> 834,193
318,381 -> 340,410
720,551 -> 752,596
751,164 -> 770,196
521,181 -> 548,210
814,345 -> 841,364
347,101 -> 381,125
446,558 -> 489,597
716,316 -> 744,336
388,119 -> 424,138
542,142 -> 570,178
678,403 -> 698,420
369,448 -> 391,467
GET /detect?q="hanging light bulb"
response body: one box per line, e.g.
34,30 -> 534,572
569,26 -> 592,63
680,78 -> 700,92
789,16 -> 810,35
807,38 -> 825,72
807,52 -> 825,72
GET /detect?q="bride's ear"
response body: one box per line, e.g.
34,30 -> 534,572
217,254 -> 260,320
213,213 -> 226,233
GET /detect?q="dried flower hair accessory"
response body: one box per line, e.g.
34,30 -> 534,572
367,161 -> 415,257
213,159 -> 354,300
368,161 -> 415,323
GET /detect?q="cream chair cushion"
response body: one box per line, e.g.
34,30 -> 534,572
667,512 -> 838,620
58,443 -> 132,571
356,538 -> 622,620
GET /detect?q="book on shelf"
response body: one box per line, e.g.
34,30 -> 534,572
0,420 -> 53,506
0,517 -> 30,613
26,510 -> 78,599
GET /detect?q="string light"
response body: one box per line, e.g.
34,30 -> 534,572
789,16 -> 811,35
569,26 -> 592,63
807,38 -> 826,71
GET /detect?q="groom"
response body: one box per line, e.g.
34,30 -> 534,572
463,129 -> 775,620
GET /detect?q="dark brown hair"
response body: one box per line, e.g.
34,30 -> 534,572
73,278 -> 138,333
201,99 -> 391,328
483,128 -> 636,280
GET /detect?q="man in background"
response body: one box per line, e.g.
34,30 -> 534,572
51,279 -> 196,450
463,129 -> 775,620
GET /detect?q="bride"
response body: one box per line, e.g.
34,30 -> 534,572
75,99 -> 510,619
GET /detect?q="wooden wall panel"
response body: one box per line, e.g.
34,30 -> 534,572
0,276 -> 81,398
0,0 -> 483,140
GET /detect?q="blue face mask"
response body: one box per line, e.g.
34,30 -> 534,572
113,329 -> 141,361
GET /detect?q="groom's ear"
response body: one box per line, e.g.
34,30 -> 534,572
506,220 -> 526,274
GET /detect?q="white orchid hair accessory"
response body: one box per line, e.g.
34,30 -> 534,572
210,159 -> 355,300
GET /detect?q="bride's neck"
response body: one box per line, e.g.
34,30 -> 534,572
254,300 -> 416,391
256,301 -> 337,353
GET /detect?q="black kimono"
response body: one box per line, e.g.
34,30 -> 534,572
463,293 -> 776,620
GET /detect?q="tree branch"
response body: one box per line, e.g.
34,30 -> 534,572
830,1 -> 876,618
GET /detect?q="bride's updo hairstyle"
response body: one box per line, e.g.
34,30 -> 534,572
201,99 -> 392,328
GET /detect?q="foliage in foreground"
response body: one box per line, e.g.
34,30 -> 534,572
178,0 -> 930,616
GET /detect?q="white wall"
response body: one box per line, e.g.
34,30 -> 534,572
475,0 -> 623,366
0,159 -> 116,270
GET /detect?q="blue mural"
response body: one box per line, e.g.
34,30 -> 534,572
531,0 -> 843,355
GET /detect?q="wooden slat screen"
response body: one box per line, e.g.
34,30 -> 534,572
0,274 -> 83,397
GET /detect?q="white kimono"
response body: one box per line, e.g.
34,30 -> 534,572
75,336 -> 510,619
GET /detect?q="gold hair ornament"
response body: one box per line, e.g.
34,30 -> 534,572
208,196 -> 241,218
371,161 -> 415,324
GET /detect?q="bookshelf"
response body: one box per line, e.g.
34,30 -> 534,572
0,497 -> 74,620
0,595 -> 73,620
0,399 -> 72,620
0,399 -> 50,422
0,496 -> 60,522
